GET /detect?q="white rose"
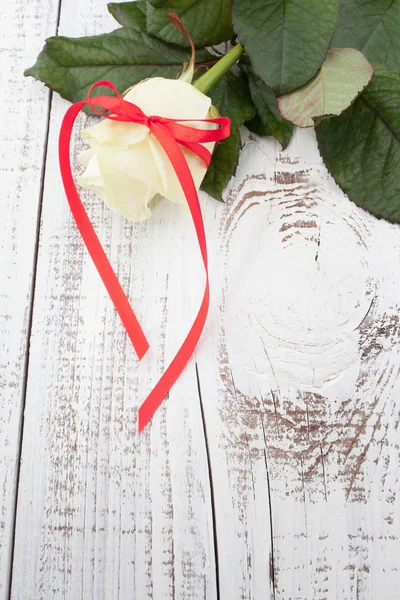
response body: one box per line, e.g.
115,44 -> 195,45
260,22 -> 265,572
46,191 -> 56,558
78,77 -> 215,222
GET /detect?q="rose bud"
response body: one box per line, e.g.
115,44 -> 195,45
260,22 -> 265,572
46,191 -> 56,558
77,77 -> 215,222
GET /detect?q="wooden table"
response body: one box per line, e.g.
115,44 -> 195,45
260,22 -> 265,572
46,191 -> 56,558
2,1 -> 400,598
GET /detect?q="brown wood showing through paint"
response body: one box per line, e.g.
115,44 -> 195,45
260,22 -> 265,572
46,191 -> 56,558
1,1 -> 400,599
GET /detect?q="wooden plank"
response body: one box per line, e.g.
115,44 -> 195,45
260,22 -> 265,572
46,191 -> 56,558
9,3 -> 400,598
0,0 -> 60,597
10,1 -> 217,599
197,128 -> 400,599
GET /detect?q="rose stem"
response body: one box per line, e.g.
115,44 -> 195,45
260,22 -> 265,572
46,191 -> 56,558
193,43 -> 244,94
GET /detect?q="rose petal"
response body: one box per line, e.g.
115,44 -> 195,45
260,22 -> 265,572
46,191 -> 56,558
125,77 -> 211,120
78,148 -> 95,167
148,132 -> 214,204
82,118 -> 148,148
85,138 -> 165,196
77,153 -> 105,196
98,159 -> 155,222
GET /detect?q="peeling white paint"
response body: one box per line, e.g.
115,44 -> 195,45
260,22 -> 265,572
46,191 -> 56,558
1,2 -> 400,599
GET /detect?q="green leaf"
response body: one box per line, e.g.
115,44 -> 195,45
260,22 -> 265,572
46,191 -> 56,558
245,113 -> 271,138
242,65 -> 293,149
201,128 -> 240,200
231,0 -> 338,95
316,70 -> 400,222
146,0 -> 234,48
24,28 -> 214,104
207,66 -> 255,129
148,0 -> 188,6
108,1 -> 147,31
278,48 -> 374,128
331,0 -> 400,74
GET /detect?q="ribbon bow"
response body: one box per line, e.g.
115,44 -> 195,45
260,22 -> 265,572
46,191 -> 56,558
59,80 -> 230,431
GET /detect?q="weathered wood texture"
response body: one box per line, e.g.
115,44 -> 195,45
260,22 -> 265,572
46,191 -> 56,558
2,1 -> 400,599
0,1 -> 60,597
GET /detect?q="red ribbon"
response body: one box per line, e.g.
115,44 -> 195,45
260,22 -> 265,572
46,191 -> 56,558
59,80 -> 230,431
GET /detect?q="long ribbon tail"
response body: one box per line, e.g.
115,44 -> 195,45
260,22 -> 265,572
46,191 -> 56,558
138,121 -> 210,431
59,101 -> 150,360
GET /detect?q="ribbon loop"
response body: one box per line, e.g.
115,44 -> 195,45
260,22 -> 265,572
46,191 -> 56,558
59,80 -> 230,431
87,81 -> 123,117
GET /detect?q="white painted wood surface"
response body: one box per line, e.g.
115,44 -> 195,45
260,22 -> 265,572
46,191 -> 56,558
1,1 -> 400,598
0,0 -> 60,597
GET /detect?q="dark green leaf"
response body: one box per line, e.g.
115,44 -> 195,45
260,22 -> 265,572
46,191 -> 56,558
242,66 -> 293,149
231,0 -> 338,95
201,129 -> 240,200
206,66 -> 255,129
316,70 -> 400,222
24,28 -> 214,104
148,0 -> 188,6
245,113 -> 271,137
146,0 -> 234,48
108,1 -> 147,31
331,0 -> 400,74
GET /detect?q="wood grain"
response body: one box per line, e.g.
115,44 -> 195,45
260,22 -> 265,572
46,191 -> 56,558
10,2 -> 217,599
3,1 -> 400,598
197,129 -> 400,599
0,0 -> 60,597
